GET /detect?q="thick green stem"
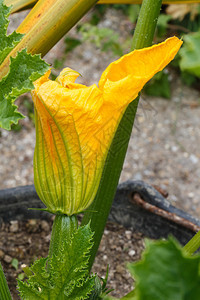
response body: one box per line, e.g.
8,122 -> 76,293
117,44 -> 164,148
184,231 -> 200,256
131,0 -> 162,50
48,214 -> 78,260
81,0 -> 162,271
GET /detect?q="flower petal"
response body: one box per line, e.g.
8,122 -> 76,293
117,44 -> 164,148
99,36 -> 183,108
56,67 -> 81,87
33,79 -> 106,215
33,36 -> 182,215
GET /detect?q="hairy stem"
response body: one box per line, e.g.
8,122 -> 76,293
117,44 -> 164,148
48,214 -> 78,260
131,0 -> 162,50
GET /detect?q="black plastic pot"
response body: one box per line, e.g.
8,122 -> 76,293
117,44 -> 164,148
0,180 -> 199,245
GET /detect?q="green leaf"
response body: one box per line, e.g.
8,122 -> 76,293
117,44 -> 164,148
0,1 -> 49,130
89,276 -> 102,299
67,276 -> 96,300
127,5 -> 140,24
156,14 -> 171,37
0,49 -> 48,97
0,49 -> 49,130
0,262 -> 12,300
11,258 -> 19,270
79,23 -> 123,56
181,71 -> 197,87
103,290 -> 136,300
179,30 -> 200,78
128,237 -> 200,300
18,224 -> 96,299
64,37 -> 81,53
0,0 -> 23,65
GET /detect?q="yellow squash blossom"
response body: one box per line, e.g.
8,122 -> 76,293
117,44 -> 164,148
32,36 -> 182,216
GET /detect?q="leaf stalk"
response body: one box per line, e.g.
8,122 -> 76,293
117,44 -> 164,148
184,230 -> 200,255
48,214 -> 78,260
0,263 -> 12,300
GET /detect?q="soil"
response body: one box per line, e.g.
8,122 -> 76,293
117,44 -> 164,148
0,218 -> 145,299
1,5 -> 200,299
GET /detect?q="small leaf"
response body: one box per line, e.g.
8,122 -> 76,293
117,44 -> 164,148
18,273 -> 25,281
11,258 -> 19,270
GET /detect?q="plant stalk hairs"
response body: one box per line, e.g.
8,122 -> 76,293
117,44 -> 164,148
32,37 -> 182,216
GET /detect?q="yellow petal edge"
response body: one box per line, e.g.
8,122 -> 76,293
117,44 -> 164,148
32,36 -> 182,216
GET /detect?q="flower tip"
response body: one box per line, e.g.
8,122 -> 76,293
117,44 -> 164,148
56,67 -> 80,87
166,35 -> 183,49
33,69 -> 51,90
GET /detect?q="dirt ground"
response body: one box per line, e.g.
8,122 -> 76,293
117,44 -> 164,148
1,6 -> 200,299
0,218 -> 145,299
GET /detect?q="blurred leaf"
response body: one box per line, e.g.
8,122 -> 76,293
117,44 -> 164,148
181,71 -> 197,86
157,14 -> 171,37
18,273 -> 25,281
127,5 -> 140,23
11,122 -> 22,131
79,23 -> 123,56
64,36 -> 82,53
89,5 -> 107,25
144,70 -> 171,99
112,4 -> 140,23
128,237 -> 200,300
102,290 -> 136,299
23,97 -> 34,114
53,58 -> 65,69
112,4 -> 129,13
102,41 -> 123,56
11,258 -> 19,270
179,30 -> 200,77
